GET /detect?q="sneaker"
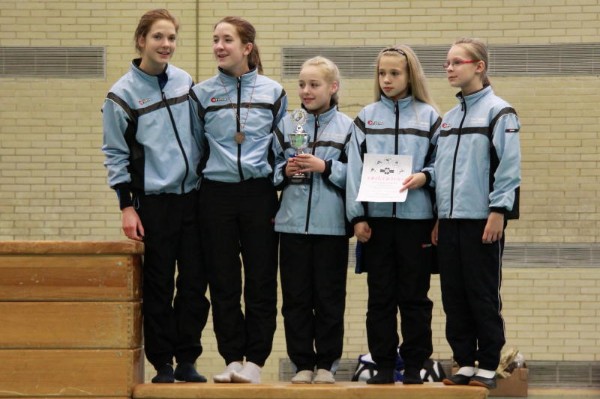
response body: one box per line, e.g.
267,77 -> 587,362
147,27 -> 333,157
231,361 -> 261,383
291,369 -> 314,384
402,367 -> 423,385
366,369 -> 394,384
313,369 -> 335,384
174,362 -> 207,383
443,373 -> 472,386
151,364 -> 175,383
469,375 -> 497,389
213,361 -> 243,383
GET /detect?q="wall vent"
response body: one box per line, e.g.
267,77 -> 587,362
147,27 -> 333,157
0,46 -> 105,78
282,43 -> 600,79
348,243 -> 600,269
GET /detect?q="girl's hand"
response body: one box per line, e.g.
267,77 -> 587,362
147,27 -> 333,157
431,219 -> 439,246
401,172 -> 426,192
122,206 -> 144,241
354,221 -> 372,243
285,158 -> 302,177
482,212 -> 504,243
294,153 -> 326,173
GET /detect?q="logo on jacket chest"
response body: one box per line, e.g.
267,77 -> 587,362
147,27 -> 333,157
138,97 -> 151,106
367,120 -> 384,126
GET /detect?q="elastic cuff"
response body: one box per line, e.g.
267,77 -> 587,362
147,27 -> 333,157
490,207 -> 507,214
351,216 -> 368,225
422,171 -> 431,186
322,159 -> 333,179
113,183 -> 133,210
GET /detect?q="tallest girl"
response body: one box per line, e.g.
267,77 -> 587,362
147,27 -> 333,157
190,16 -> 288,384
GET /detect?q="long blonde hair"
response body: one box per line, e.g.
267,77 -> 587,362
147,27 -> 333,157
373,45 -> 439,113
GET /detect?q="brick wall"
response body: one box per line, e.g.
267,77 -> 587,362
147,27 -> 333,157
1,0 -> 599,382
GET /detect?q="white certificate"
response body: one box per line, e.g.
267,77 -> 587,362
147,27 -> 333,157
356,154 -> 412,203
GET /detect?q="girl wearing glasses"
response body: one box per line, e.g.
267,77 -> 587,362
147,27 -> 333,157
431,38 -> 521,390
346,45 -> 440,385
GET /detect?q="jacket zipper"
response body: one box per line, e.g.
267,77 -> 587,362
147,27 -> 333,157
162,90 -> 189,194
304,116 -> 318,234
392,101 -> 399,218
449,97 -> 468,218
236,77 -> 245,180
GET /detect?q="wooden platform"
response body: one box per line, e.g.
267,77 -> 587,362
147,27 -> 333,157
133,382 -> 489,399
0,241 -> 144,399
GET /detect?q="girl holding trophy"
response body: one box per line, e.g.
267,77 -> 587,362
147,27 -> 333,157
346,45 -> 440,384
189,16 -> 287,384
273,56 -> 353,384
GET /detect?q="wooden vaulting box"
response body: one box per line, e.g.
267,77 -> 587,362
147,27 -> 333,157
0,241 -> 144,398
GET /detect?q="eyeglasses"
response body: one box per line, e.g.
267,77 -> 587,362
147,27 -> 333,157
443,59 -> 480,69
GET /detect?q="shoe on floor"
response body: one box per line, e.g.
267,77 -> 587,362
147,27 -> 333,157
151,364 -> 175,383
402,367 -> 423,385
231,361 -> 261,383
174,362 -> 207,383
213,361 -> 243,383
443,373 -> 472,386
291,369 -> 314,384
366,369 -> 394,384
469,375 -> 497,389
313,369 -> 335,384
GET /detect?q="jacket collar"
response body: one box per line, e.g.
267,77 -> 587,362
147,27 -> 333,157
456,85 -> 493,108
380,94 -> 414,110
217,66 -> 258,85
305,105 -> 337,126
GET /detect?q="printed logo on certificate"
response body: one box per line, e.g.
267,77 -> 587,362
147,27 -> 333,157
356,154 -> 412,203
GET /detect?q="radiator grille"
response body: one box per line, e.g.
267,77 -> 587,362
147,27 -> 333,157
282,43 -> 600,79
0,46 -> 105,78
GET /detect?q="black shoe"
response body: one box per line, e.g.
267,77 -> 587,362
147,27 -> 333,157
442,373 -> 472,386
402,368 -> 423,385
151,364 -> 175,383
174,362 -> 207,383
367,369 -> 395,384
469,375 -> 497,389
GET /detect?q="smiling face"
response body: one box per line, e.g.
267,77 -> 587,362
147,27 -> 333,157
212,22 -> 253,77
445,44 -> 485,95
378,54 -> 410,101
137,19 -> 177,75
298,64 -> 338,115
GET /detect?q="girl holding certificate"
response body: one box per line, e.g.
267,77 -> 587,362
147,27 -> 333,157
346,45 -> 440,385
431,38 -> 521,390
273,56 -> 353,384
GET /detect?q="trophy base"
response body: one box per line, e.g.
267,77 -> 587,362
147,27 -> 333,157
289,173 -> 310,185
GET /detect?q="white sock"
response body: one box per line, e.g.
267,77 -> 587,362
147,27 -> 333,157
457,366 -> 476,376
475,368 -> 496,379
213,361 -> 243,383
232,361 -> 261,383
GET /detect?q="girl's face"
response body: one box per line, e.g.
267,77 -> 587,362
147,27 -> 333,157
378,55 -> 409,101
138,19 -> 177,75
213,22 -> 252,76
445,45 -> 484,94
298,65 -> 338,115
